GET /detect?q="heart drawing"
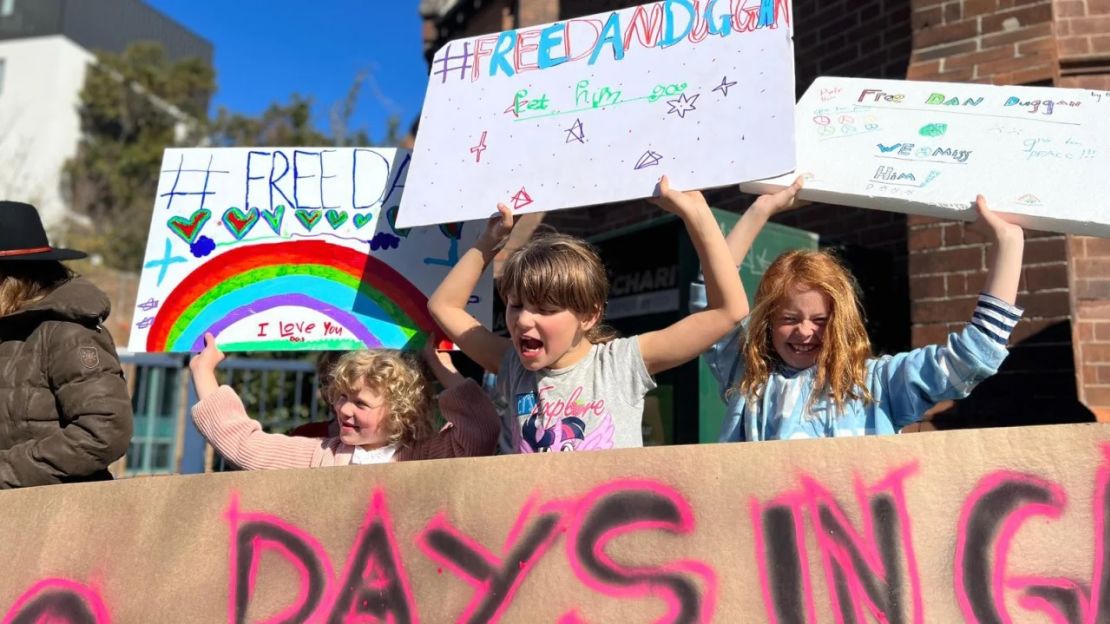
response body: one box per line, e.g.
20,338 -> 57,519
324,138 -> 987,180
167,209 -> 212,245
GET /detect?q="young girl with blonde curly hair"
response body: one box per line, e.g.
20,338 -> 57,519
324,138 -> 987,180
189,334 -> 500,467
692,181 -> 1026,441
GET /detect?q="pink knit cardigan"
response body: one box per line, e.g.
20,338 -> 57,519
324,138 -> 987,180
191,379 -> 500,469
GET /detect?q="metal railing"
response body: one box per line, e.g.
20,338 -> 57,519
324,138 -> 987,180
120,352 -> 327,474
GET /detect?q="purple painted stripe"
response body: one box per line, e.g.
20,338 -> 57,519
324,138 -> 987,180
190,294 -> 383,350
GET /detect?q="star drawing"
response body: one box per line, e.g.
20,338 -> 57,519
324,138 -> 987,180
667,93 -> 700,118
565,118 -> 585,144
713,77 -> 737,97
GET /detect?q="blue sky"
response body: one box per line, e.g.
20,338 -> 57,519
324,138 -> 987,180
146,0 -> 431,143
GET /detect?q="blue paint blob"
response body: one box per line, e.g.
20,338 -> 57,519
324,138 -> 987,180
190,236 -> 215,258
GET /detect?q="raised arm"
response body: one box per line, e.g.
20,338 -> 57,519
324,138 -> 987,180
638,176 -> 748,375
428,205 -> 514,373
726,177 -> 806,266
697,176 -> 807,311
975,195 -> 1024,305
188,332 -> 225,401
191,386 -> 322,470
876,195 -> 1025,430
422,341 -> 467,390
188,334 -> 320,469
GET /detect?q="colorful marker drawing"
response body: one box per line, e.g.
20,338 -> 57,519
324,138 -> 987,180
129,147 -> 492,353
565,119 -> 586,144
259,204 -> 285,235
510,187 -> 534,210
745,76 -> 1110,238
470,131 -> 489,162
221,207 -> 259,240
713,77 -> 738,97
666,93 -> 700,118
143,239 -> 187,287
424,222 -> 464,268
144,241 -> 435,352
167,209 -> 211,245
919,123 -> 948,137
399,0 -> 796,227
635,150 -> 664,170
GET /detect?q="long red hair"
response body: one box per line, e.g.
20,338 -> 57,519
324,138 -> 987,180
737,250 -> 874,410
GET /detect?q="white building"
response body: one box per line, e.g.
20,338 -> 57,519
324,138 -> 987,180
0,0 -> 211,229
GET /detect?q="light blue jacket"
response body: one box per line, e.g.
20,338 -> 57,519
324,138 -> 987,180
691,283 -> 1022,441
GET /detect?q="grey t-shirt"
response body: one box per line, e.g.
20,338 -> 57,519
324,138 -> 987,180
496,337 -> 656,453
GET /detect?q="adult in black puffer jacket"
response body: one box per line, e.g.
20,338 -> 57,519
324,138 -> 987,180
0,201 -> 132,488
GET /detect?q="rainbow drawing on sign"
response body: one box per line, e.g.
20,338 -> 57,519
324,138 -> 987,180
145,241 -> 437,352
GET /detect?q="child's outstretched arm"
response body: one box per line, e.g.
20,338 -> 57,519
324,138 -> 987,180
423,341 -> 467,390
976,195 -> 1024,305
190,333 -> 323,469
726,176 -> 806,264
637,176 -> 749,375
690,177 -> 805,311
875,196 -> 1024,430
188,331 -> 226,400
428,205 -> 514,373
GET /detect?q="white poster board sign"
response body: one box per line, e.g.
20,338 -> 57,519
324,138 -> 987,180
744,76 -> 1110,237
399,0 -> 797,227
129,148 -> 490,353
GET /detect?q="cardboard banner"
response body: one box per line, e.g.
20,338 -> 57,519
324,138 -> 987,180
399,0 -> 797,228
129,148 -> 491,353
743,77 -> 1110,237
2,423 -> 1109,622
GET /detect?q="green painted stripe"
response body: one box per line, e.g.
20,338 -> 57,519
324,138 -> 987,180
166,264 -> 415,347
217,338 -> 371,352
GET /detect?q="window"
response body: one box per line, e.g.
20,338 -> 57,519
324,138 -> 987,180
0,1 -> 14,17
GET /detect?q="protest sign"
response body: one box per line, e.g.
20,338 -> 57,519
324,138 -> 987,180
399,0 -> 797,227
129,148 -> 490,353
745,76 -> 1110,237
1,423 -> 1108,621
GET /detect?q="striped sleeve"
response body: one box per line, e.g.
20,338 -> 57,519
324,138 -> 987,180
970,292 -> 1024,345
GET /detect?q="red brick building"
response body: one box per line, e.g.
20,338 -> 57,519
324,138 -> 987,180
419,0 -> 1110,427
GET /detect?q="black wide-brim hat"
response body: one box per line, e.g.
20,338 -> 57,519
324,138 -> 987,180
1,201 -> 87,261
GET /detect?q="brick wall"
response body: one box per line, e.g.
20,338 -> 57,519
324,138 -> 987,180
902,0 -> 1101,425
793,0 -> 912,96
421,0 -> 514,64
521,0 -> 560,26
1055,1 -> 1110,421
908,217 -> 1087,427
1071,236 -> 1110,419
1055,0 -> 1110,89
907,0 -> 1058,84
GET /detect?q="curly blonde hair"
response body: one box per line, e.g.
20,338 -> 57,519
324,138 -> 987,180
326,350 -> 434,447
738,250 -> 874,411
498,233 -> 618,344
